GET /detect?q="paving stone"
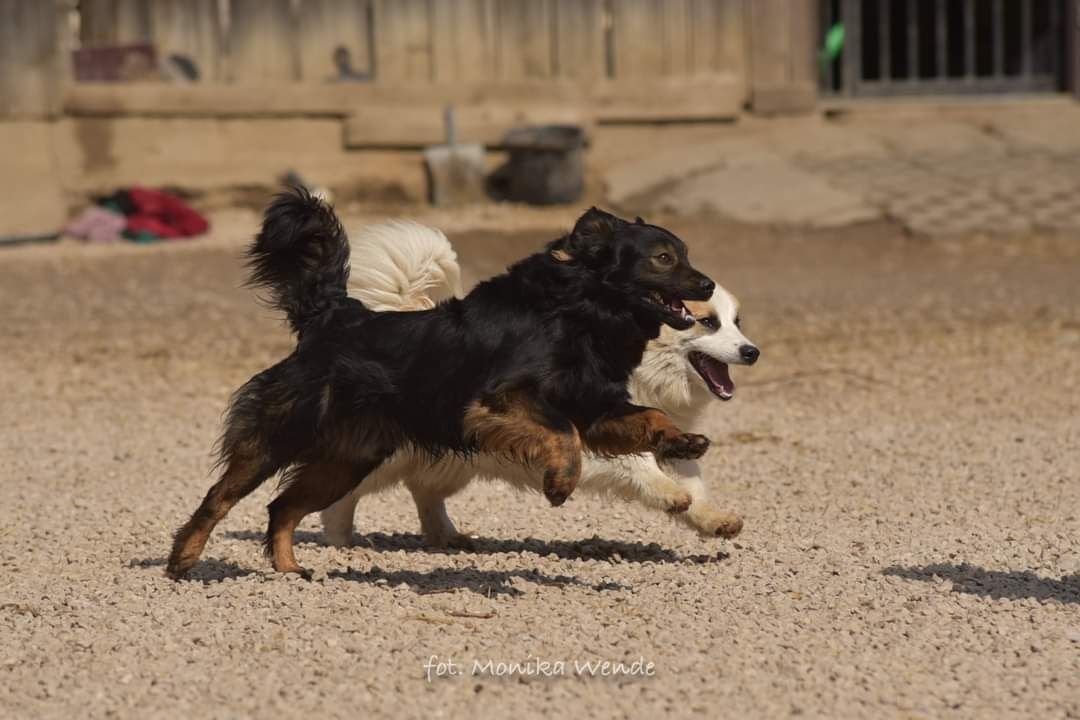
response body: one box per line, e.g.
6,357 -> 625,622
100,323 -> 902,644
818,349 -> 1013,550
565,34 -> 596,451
657,151 -> 881,228
985,105 -> 1080,153
605,107 -> 1080,236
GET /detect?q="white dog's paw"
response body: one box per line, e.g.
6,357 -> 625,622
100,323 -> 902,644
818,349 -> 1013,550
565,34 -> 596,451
665,489 -> 694,514
445,532 -> 478,551
323,530 -> 356,548
692,509 -> 743,538
424,530 -> 477,551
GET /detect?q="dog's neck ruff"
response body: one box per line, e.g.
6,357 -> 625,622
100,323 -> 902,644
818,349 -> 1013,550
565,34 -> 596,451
630,349 -> 711,432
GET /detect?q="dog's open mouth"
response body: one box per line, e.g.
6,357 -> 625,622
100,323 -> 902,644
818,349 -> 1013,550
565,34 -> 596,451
645,291 -> 694,327
689,351 -> 734,400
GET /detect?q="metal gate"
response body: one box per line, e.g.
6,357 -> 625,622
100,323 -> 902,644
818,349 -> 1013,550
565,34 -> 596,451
821,0 -> 1066,96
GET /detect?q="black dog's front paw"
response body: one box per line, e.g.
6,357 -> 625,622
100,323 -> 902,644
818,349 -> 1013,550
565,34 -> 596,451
657,433 -> 710,460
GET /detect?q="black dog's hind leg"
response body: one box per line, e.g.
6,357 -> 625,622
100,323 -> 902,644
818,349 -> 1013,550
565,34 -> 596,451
167,448 -> 277,579
463,392 -> 583,507
265,459 -> 382,574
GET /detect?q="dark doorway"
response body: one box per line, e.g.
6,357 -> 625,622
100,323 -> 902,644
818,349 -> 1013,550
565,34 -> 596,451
821,0 -> 1067,96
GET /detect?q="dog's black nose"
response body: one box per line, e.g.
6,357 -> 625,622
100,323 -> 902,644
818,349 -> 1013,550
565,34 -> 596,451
739,345 -> 759,364
699,277 -> 715,293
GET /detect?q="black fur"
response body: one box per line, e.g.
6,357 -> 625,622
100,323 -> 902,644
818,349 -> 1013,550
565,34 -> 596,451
246,189 -> 353,334
166,189 -> 715,577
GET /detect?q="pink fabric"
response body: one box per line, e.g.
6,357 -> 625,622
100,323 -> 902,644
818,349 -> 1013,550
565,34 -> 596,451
65,206 -> 126,243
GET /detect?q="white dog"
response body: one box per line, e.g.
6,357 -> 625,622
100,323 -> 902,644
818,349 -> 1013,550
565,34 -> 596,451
320,221 -> 759,547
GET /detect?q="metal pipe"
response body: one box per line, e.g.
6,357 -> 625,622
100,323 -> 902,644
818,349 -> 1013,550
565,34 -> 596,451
908,0 -> 920,80
1021,0 -> 1033,77
993,0 -> 1005,77
964,0 -> 975,80
936,0 -> 947,78
880,0 -> 891,79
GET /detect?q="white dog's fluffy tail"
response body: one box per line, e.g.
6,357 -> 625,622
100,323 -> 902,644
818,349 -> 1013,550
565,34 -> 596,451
347,220 -> 462,311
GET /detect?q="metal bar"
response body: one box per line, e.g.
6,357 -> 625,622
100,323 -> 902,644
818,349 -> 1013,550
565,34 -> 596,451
1021,0 -> 1033,77
936,0 -> 947,78
964,0 -> 975,80
843,0 -> 862,94
908,0 -> 919,80
880,0 -> 891,79
822,0 -> 835,92
993,0 -> 1005,77
1049,0 -> 1060,80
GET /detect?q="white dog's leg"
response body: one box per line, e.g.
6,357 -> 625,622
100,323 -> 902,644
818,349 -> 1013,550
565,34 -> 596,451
667,459 -> 743,538
408,485 -> 477,549
321,486 -> 361,547
404,461 -> 478,549
582,455 -> 693,513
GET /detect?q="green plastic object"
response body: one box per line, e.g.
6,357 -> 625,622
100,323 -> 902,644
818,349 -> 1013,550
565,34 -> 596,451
820,23 -> 845,65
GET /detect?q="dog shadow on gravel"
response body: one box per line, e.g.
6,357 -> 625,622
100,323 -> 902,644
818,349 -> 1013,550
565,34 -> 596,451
222,529 -> 727,565
132,555 -> 629,596
130,557 -> 259,584
884,563 -> 1080,604
328,565 -> 627,597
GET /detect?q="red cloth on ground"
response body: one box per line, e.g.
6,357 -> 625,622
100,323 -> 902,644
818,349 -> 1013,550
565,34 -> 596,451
126,187 -> 209,239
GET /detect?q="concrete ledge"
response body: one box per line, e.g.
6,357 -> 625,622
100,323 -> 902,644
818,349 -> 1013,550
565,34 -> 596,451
0,121 -> 66,238
65,77 -> 743,125
345,105 -> 592,149
750,83 -> 817,115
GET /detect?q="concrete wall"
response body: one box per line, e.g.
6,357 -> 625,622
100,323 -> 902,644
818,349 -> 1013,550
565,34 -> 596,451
0,115 -> 431,238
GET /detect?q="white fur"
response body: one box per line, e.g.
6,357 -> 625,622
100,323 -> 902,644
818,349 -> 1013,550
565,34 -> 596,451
347,221 -> 462,311
321,224 -> 756,546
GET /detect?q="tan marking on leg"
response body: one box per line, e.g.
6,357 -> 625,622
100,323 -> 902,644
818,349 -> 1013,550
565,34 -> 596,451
266,459 -> 379,574
167,453 -> 269,579
463,393 -> 582,506
584,406 -> 710,461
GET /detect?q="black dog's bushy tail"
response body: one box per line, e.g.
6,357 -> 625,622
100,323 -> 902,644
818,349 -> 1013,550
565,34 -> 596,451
246,188 -> 351,333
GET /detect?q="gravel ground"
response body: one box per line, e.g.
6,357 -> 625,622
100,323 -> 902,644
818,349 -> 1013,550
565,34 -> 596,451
1,214 -> 1078,719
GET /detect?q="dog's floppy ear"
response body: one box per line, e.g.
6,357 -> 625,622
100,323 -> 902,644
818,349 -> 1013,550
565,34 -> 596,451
556,207 -> 623,265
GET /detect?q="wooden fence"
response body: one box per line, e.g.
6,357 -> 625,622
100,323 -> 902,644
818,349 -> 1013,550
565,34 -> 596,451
72,0 -> 748,85
1,1 -> 821,122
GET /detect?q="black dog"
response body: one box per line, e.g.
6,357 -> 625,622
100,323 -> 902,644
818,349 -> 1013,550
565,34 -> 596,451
167,190 -> 715,578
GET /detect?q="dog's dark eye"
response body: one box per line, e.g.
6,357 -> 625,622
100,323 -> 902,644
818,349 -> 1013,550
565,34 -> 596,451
734,316 -> 742,328
698,316 -> 718,330
655,252 -> 674,266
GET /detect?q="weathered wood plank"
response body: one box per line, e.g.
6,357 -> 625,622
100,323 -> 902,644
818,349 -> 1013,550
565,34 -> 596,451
787,0 -> 818,86
495,0 -> 554,80
611,0 -> 666,78
690,0 -> 745,75
373,0 -> 432,82
749,0 -> 816,113
429,0 -> 498,83
298,0 -> 372,82
228,0 -> 299,83
716,0 -> 747,76
0,0 -> 63,117
750,0 -> 791,87
552,0 -> 607,80
661,0 -> 694,76
150,0 -> 223,82
80,0 -> 154,46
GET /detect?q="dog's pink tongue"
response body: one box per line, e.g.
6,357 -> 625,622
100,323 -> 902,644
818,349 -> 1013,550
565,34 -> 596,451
702,358 -> 734,398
